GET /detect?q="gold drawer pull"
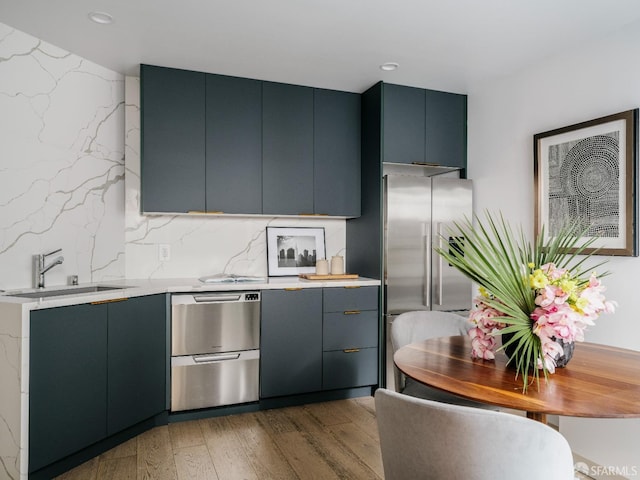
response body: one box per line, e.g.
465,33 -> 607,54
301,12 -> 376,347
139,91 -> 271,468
91,297 -> 128,305
343,348 -> 360,353
284,288 -> 302,291
344,310 -> 361,315
344,286 -> 360,289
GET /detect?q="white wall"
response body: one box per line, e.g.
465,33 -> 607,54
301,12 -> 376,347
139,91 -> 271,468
0,22 -> 126,290
468,20 -> 640,474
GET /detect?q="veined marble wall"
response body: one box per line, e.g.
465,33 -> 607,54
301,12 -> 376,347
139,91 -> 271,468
0,23 -> 125,292
125,77 -> 346,279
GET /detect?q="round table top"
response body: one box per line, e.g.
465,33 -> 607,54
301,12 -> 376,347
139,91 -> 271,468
394,336 -> 640,418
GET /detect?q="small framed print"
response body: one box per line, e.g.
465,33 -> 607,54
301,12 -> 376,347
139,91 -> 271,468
266,227 -> 326,276
534,109 -> 639,256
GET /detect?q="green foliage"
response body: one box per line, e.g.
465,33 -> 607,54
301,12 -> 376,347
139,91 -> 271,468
435,211 -> 605,391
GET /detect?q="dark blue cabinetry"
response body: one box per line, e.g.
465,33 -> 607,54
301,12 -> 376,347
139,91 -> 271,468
141,65 -> 206,213
383,82 -> 467,169
205,74 -> 263,214
260,288 -> 323,397
314,89 -> 361,217
262,82 -> 315,215
30,303 -> 108,472
260,286 -> 379,398
322,286 -> 379,390
140,65 -> 361,217
29,295 -> 167,474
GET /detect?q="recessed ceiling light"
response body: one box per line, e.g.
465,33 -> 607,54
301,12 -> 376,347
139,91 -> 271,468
380,62 -> 399,72
88,11 -> 114,25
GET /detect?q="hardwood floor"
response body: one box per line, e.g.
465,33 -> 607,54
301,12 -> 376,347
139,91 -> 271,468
55,397 -> 383,480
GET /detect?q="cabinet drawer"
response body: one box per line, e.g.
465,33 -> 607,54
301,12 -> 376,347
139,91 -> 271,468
322,348 -> 378,390
323,310 -> 378,351
323,286 -> 378,313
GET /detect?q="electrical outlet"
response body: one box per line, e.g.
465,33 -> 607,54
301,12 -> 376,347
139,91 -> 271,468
158,244 -> 171,262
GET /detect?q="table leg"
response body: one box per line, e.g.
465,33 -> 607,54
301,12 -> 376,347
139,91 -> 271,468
527,411 -> 547,424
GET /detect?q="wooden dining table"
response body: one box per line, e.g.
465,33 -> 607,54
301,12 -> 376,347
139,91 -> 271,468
393,335 -> 640,424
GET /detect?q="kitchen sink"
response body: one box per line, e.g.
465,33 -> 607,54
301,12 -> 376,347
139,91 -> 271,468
6,285 -> 130,299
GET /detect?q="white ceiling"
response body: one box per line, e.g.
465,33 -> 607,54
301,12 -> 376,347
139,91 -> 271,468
2,0 -> 640,94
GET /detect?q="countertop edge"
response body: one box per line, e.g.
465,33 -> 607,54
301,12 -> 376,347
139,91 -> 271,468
1,276 -> 381,311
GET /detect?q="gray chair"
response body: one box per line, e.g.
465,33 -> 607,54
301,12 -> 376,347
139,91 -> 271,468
391,310 -> 491,408
375,388 -> 575,480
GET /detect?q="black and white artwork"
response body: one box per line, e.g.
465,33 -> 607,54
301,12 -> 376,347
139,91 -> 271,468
266,227 -> 326,276
534,109 -> 638,256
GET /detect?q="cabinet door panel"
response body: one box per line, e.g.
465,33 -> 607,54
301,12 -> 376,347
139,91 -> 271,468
107,295 -> 167,435
323,311 -> 379,351
29,304 -> 108,472
383,84 -> 425,164
323,348 -> 378,390
314,89 -> 361,216
141,64 -> 206,213
425,90 -> 467,169
260,289 -> 322,397
206,74 -> 262,213
262,82 -> 314,215
323,286 -> 378,313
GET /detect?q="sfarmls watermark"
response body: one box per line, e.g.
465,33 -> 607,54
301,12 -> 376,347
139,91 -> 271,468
575,462 -> 639,477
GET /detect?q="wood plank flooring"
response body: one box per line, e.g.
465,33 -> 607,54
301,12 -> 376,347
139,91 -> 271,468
54,397 -> 383,480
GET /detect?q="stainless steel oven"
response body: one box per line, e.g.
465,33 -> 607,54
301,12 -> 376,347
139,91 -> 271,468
170,291 -> 260,412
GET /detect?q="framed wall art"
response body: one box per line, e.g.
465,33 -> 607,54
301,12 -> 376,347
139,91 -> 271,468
534,109 -> 639,256
266,227 -> 326,276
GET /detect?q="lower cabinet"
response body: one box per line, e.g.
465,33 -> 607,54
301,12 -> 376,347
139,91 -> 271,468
260,288 -> 323,398
322,286 -> 379,390
29,295 -> 167,473
260,286 -> 379,399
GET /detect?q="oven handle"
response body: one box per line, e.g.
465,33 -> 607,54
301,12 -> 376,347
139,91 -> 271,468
193,353 -> 241,363
193,293 -> 243,303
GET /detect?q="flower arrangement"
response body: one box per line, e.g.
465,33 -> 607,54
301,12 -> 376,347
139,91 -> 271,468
436,212 -> 615,391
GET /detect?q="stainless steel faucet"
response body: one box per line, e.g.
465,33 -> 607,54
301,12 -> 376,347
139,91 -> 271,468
35,248 -> 64,288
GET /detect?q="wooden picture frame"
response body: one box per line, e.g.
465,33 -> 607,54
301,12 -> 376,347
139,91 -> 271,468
534,109 -> 639,256
266,227 -> 326,276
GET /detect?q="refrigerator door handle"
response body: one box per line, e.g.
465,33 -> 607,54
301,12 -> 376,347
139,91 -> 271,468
435,222 -> 443,306
424,222 -> 431,308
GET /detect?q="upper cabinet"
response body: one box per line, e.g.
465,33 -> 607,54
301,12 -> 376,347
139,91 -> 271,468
382,83 -> 467,169
262,82 -> 314,215
141,65 -> 206,213
314,89 -> 361,217
206,74 -> 263,214
140,65 -> 361,217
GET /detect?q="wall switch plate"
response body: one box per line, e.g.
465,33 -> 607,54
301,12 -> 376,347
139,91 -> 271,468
158,244 -> 171,262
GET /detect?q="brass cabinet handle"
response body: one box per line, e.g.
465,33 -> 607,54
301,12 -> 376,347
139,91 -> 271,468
91,297 -> 128,305
284,288 -> 303,291
344,310 -> 361,315
343,348 -> 360,353
344,286 -> 360,289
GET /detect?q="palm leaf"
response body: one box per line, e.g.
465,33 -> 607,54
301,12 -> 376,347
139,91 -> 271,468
435,210 -> 608,392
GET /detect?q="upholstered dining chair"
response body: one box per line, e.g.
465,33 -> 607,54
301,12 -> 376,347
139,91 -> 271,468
390,310 -> 492,408
375,388 -> 575,480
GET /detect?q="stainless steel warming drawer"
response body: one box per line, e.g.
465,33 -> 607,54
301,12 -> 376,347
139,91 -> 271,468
171,291 -> 260,412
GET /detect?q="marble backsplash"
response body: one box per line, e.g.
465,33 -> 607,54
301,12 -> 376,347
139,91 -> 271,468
0,22 -> 126,291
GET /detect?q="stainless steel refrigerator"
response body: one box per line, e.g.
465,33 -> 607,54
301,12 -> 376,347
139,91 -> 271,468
383,165 -> 473,322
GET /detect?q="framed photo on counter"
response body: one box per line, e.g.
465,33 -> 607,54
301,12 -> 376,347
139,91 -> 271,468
266,227 -> 326,276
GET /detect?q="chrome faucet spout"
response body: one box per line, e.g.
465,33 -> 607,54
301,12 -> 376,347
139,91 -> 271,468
35,248 -> 64,288
41,256 -> 64,275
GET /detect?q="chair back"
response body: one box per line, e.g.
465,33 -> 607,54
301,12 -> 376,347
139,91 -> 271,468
375,388 -> 575,480
390,310 -> 470,353
391,311 -> 470,390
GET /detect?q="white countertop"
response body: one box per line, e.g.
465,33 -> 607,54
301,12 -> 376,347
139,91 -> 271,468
0,276 -> 381,310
